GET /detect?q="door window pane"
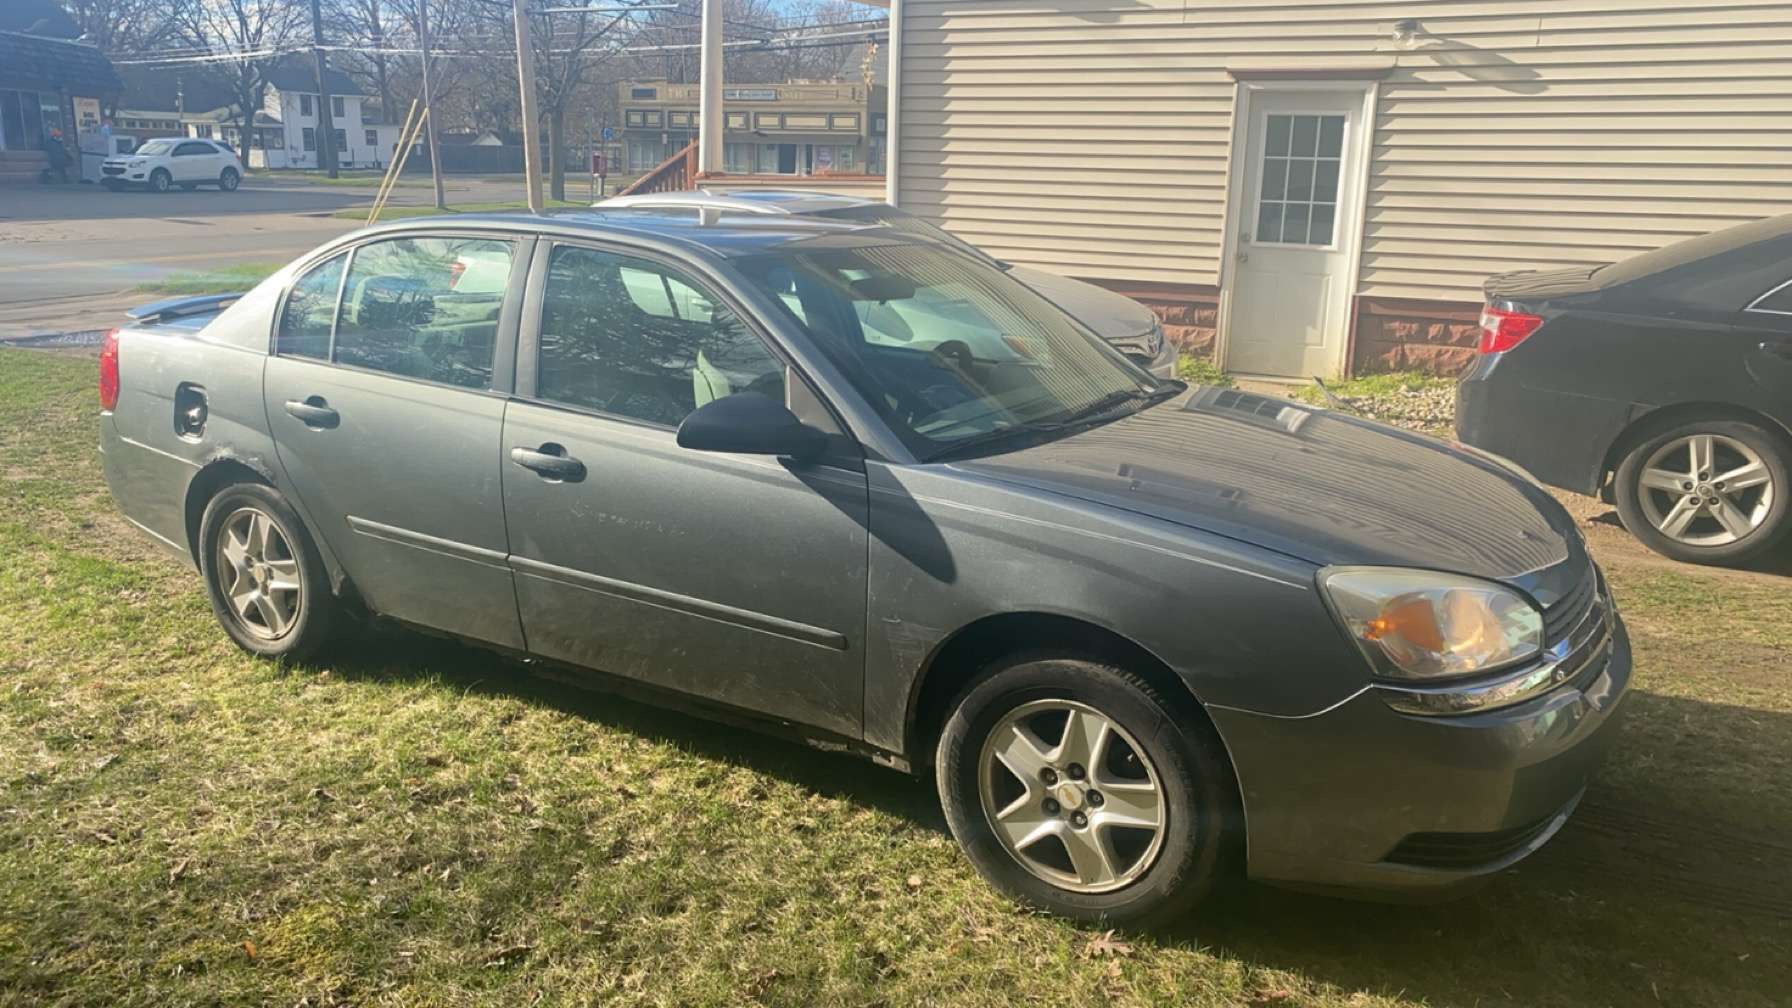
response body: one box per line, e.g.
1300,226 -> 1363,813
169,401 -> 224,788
1753,280 -> 1792,313
333,237 -> 514,389
276,254 -> 346,359
1255,112 -> 1346,246
536,246 -> 785,428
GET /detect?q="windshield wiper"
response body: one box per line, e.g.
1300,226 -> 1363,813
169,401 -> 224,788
923,381 -> 1185,463
1040,381 -> 1185,431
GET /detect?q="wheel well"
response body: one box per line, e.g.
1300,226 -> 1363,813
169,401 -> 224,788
182,460 -> 267,566
1600,401 -> 1792,491
906,612 -> 1229,775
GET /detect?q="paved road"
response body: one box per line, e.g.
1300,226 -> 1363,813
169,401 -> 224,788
0,175 -> 551,331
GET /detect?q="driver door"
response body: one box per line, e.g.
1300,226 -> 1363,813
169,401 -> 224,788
500,240 -> 870,738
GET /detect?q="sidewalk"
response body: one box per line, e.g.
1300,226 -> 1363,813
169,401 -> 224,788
0,288 -> 144,344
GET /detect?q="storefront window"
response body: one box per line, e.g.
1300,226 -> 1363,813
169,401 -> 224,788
757,143 -> 780,173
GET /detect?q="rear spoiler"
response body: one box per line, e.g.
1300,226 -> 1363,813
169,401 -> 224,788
125,292 -> 245,324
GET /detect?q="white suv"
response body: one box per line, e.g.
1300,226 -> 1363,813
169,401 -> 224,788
101,138 -> 243,194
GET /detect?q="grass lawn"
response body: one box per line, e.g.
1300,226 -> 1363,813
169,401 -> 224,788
2,348 -> 1790,1006
252,169 -> 427,188
131,262 -> 285,296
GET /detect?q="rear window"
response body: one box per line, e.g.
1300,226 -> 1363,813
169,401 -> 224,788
1596,213 -> 1792,309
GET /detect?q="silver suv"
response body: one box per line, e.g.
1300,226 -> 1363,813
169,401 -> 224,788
598,190 -> 1181,378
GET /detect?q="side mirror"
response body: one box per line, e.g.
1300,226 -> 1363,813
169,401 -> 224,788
676,391 -> 827,461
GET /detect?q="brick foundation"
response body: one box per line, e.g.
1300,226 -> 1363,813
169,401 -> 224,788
1071,281 -> 1479,378
1078,279 -> 1220,359
1351,296 -> 1482,377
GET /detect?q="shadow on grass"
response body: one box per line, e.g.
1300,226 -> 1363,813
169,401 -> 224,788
321,622 -> 950,833
322,622 -> 1792,1006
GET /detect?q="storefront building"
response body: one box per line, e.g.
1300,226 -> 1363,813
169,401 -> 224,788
617,79 -> 886,176
0,29 -> 122,181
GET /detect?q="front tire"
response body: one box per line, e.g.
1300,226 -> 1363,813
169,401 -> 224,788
1614,417 -> 1791,566
198,483 -> 339,660
148,168 -> 172,193
935,655 -> 1232,926
219,167 -> 240,191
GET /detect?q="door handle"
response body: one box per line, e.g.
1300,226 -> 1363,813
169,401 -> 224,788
1760,340 -> 1792,360
283,397 -> 339,429
510,444 -> 586,483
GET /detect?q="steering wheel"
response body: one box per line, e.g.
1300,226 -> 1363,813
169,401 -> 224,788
928,339 -> 976,373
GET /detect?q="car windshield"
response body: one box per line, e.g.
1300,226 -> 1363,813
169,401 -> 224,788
134,139 -> 177,157
734,240 -> 1172,460
811,203 -> 1005,269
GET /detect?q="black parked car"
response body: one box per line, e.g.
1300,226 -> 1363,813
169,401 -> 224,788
1457,213 -> 1792,566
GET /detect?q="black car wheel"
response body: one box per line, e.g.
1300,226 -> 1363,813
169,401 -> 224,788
1615,417 -> 1791,566
198,483 -> 339,660
219,167 -> 240,191
148,168 -> 172,193
935,655 -> 1232,926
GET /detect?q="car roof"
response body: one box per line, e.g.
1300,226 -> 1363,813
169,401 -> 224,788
359,206 -> 909,259
597,189 -> 880,216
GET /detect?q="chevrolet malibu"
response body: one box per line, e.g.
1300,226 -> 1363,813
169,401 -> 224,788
99,209 -> 1629,924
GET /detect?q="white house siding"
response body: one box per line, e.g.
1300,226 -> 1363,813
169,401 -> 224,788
896,0 -> 1792,307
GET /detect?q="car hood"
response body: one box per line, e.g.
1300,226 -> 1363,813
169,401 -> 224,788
949,387 -> 1575,583
1007,265 -> 1156,342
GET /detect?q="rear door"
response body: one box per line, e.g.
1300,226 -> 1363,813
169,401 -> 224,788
1742,277 -> 1792,427
500,240 -> 870,737
171,141 -> 215,182
263,233 -> 530,649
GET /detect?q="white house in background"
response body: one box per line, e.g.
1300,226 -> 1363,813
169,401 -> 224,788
183,60 -> 405,170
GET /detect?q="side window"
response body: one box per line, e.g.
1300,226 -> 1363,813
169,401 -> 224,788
536,245 -> 785,427
276,254 -> 346,359
333,237 -> 515,389
175,142 -> 209,157
1752,280 -> 1792,314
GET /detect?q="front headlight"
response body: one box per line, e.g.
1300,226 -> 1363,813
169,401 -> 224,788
1321,568 -> 1542,680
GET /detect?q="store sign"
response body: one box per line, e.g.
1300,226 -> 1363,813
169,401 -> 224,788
74,97 -> 101,132
723,88 -> 777,101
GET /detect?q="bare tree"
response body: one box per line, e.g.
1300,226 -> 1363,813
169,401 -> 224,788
176,0 -> 305,162
62,0 -> 191,56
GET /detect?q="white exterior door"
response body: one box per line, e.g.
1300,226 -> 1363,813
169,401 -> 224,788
1224,89 -> 1367,379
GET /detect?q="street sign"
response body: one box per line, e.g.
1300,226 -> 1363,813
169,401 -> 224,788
601,126 -> 614,142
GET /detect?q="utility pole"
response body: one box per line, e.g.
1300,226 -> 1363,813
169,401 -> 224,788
310,0 -> 338,178
417,0 -> 446,209
697,0 -> 723,174
512,0 -> 545,212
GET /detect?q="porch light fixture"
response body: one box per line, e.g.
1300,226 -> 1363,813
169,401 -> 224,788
1390,19 -> 1425,49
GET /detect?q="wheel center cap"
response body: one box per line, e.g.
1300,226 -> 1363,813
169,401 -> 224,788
1697,483 -> 1715,497
1052,780 -> 1087,811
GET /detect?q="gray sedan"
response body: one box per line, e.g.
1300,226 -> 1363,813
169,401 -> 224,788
99,208 -> 1628,924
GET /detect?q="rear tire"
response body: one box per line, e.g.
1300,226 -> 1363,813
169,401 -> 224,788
219,167 -> 240,191
935,655 -> 1232,926
1614,416 -> 1791,566
198,483 -> 339,661
148,168 -> 171,193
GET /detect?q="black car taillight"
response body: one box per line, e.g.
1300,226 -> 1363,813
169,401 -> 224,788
1477,307 -> 1544,354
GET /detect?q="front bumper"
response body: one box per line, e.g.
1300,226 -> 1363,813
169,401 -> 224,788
1209,615 -> 1631,900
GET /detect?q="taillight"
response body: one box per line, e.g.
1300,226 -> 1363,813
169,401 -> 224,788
98,328 -> 121,411
1477,306 -> 1544,354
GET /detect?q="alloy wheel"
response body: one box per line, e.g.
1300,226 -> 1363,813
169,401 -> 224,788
977,699 -> 1167,893
213,506 -> 303,640
1636,433 -> 1776,546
